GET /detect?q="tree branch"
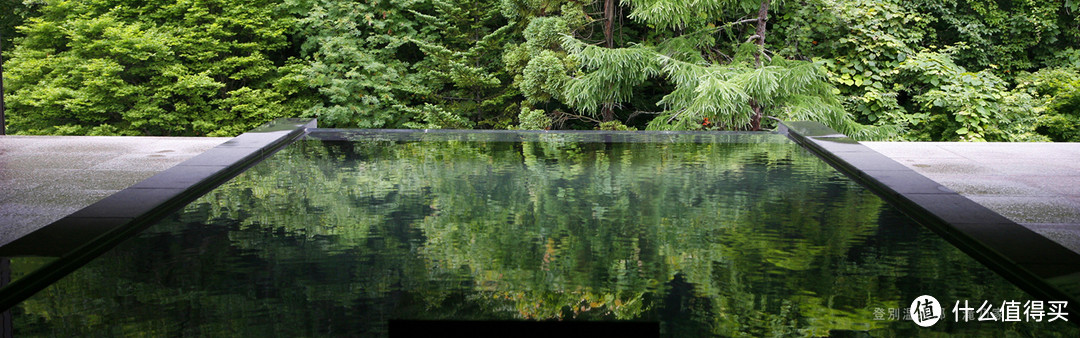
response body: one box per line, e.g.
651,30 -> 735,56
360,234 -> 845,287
437,95 -> 476,101
731,18 -> 760,26
626,110 -> 661,123
666,109 -> 684,123
710,48 -> 733,62
553,110 -> 603,125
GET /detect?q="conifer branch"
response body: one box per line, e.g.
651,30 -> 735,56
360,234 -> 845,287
436,95 -> 477,101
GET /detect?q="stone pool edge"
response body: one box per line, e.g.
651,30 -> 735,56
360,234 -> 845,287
0,118 -> 316,311
779,120 -> 1080,316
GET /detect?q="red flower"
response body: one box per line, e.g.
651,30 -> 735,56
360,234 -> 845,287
702,117 -> 711,126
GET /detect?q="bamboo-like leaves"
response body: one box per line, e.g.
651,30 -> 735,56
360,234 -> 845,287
623,0 -> 734,30
562,23 -> 886,138
779,94 -> 899,140
737,66 -> 781,106
779,61 -> 826,96
561,37 -> 661,116
689,75 -> 753,126
656,54 -> 715,88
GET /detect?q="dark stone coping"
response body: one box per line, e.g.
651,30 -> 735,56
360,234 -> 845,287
0,118 -> 316,311
780,121 -> 1080,316
305,128 -> 792,144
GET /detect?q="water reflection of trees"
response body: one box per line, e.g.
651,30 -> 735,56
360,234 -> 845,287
15,136 -> 1077,336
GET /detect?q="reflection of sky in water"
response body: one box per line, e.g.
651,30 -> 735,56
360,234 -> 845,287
13,134 -> 1078,336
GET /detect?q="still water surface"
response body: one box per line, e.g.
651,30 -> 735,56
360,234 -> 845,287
13,132 -> 1077,336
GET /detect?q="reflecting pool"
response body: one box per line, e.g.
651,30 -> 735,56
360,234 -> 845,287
12,131 -> 1077,336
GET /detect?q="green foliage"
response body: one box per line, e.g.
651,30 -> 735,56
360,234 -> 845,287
561,40 -> 659,116
5,0 -> 1080,139
515,105 -> 552,130
520,50 -> 570,104
523,16 -> 569,50
624,0 -> 757,30
409,0 -> 517,128
0,0 -> 35,49
499,1 -> 588,129
299,0 -> 514,129
1016,67 -> 1080,141
499,0 -> 568,20
5,0 -> 313,136
597,120 -> 636,130
909,0 -> 1078,73
898,49 -> 1045,141
296,0 -> 428,128
560,1 -> 894,139
775,0 -> 1077,141
788,0 -> 929,128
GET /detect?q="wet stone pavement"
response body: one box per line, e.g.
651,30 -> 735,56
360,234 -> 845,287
864,142 -> 1080,255
0,136 -> 228,248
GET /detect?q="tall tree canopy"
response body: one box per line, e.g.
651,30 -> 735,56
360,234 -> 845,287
296,0 -> 516,129
774,0 -> 1079,141
1,0 -> 1078,140
517,0 -> 890,138
1,0 -> 34,49
3,0 -> 314,136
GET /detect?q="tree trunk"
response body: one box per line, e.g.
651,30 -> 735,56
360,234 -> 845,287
600,0 -> 615,122
601,102 -> 614,122
749,0 -> 769,131
604,0 -> 615,48
1,30 -> 6,135
755,2 -> 769,49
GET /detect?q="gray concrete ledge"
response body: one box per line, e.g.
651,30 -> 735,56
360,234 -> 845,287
780,121 -> 1080,316
0,136 -> 230,248
0,118 -> 316,311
